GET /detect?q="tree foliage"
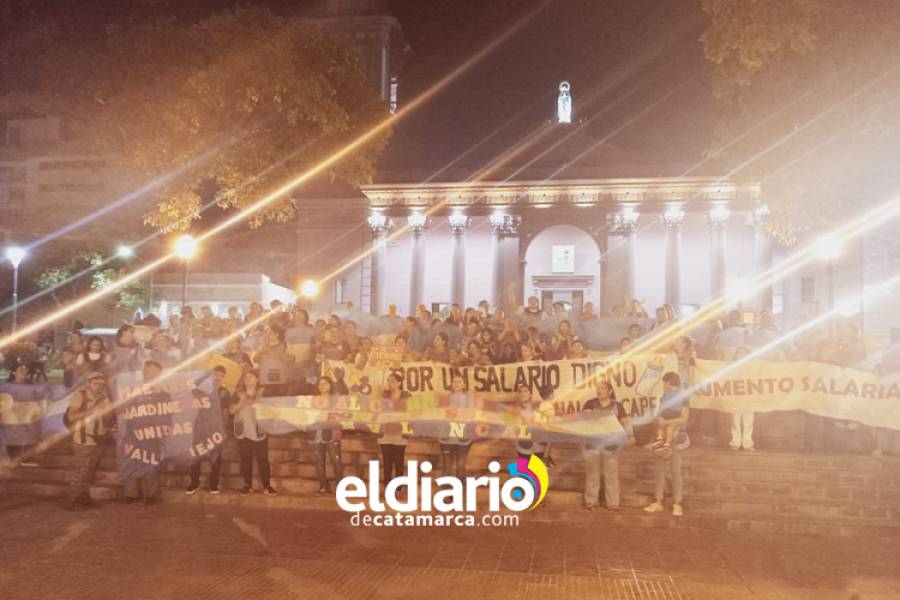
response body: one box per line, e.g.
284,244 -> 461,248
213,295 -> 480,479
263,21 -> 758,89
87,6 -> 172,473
1,2 -> 390,231
699,0 -> 900,245
35,250 -> 147,310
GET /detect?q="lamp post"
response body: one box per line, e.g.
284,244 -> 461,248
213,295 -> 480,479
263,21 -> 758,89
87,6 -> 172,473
174,235 -> 198,307
6,246 -> 26,333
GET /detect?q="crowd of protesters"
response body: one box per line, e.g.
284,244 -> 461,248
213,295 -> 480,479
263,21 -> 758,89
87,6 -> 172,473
2,293 -> 899,514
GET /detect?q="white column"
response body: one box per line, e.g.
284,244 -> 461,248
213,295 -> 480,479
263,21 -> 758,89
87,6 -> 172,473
407,211 -> 427,312
448,211 -> 470,307
708,204 -> 730,298
489,213 -> 521,312
367,211 -> 394,315
662,205 -> 685,309
605,207 -> 639,309
751,205 -> 773,309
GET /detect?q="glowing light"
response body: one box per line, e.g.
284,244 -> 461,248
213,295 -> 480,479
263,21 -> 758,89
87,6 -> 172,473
727,277 -> 753,302
367,211 -> 387,230
709,204 -> 730,223
664,205 -> 685,222
174,235 -> 198,260
117,245 -> 135,259
814,233 -> 842,260
5,246 -> 26,269
300,280 -> 319,298
408,211 -> 427,229
836,299 -> 860,317
448,210 -> 469,228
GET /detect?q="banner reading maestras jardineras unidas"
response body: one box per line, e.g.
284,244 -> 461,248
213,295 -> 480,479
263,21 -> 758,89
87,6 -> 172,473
323,354 -> 678,421
113,371 -> 225,483
693,359 -> 900,430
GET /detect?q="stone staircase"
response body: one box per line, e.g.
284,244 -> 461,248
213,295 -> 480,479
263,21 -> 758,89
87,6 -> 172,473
3,435 -> 899,538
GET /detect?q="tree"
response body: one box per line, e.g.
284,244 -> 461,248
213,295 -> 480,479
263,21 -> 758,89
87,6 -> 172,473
699,0 -> 900,245
0,2 -> 390,231
35,250 -> 147,310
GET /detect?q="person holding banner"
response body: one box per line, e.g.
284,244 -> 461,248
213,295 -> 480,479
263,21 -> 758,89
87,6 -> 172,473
311,376 -> 344,494
66,371 -> 113,508
187,366 -> 231,495
514,385 -> 547,461
439,374 -> 474,478
122,361 -> 166,506
581,379 -> 629,511
379,373 -> 409,484
644,372 -> 690,517
3,363 -> 41,467
229,370 -> 276,496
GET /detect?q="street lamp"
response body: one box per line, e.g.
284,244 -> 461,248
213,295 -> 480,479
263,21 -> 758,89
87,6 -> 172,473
116,245 -> 135,259
6,246 -> 26,333
299,279 -> 319,299
174,234 -> 198,307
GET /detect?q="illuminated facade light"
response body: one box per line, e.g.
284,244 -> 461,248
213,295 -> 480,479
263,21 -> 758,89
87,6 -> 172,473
557,81 -> 572,123
407,211 -> 427,229
5,246 -> 26,269
300,279 -> 319,298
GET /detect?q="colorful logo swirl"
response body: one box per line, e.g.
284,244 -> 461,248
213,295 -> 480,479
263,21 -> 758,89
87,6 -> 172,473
506,454 -> 549,510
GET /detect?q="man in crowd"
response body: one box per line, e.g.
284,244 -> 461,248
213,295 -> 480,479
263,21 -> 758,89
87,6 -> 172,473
123,360 -> 167,507
66,371 -> 113,508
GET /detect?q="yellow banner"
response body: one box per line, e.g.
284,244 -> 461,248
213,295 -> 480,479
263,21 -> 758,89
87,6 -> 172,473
694,359 -> 900,430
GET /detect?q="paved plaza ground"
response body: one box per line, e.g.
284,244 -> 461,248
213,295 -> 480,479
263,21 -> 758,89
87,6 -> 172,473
1,495 -> 898,600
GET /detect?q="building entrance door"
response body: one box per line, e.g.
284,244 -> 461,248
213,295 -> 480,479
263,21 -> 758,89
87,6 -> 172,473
541,289 -> 584,315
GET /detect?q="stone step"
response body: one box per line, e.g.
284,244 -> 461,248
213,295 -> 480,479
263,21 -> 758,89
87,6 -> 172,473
6,463 -> 900,524
5,481 -> 900,540
20,455 -> 900,506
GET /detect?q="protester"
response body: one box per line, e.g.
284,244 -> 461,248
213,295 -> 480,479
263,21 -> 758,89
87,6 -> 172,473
230,369 -> 276,496
187,366 -> 231,494
644,372 -> 690,516
729,346 -> 756,451
65,371 -> 113,508
379,373 -> 409,485
311,376 -> 343,494
513,385 -> 546,460
74,336 -> 111,381
4,363 -> 40,467
123,360 -> 166,506
440,374 -> 473,478
581,379 -> 631,511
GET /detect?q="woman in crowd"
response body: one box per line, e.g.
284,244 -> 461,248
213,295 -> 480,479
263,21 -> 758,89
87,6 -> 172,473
525,326 -> 545,357
543,335 -> 566,361
455,341 -> 492,366
5,363 -> 39,467
229,370 -> 276,496
379,373 -> 409,484
557,320 -> 576,354
581,379 -> 630,511
63,330 -> 86,388
113,324 -> 143,373
75,335 -> 111,380
252,328 -> 295,395
223,336 -> 254,372
567,338 -> 588,360
440,374 -> 474,478
312,376 -> 343,494
146,332 -> 179,369
424,332 -> 454,364
514,384 -> 546,460
478,328 -> 498,362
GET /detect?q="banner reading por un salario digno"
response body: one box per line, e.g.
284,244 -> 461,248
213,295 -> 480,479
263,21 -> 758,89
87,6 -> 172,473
112,371 -> 225,484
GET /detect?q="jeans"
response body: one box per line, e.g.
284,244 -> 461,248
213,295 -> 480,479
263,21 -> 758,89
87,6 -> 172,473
315,441 -> 343,490
124,471 -> 160,501
582,448 -> 620,508
440,443 -> 470,478
68,444 -> 102,500
654,449 -> 683,504
730,412 -> 755,449
189,453 -> 223,489
380,444 -> 405,482
237,437 -> 270,488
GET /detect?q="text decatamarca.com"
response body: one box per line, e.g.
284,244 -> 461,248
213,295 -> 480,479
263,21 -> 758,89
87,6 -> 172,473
336,457 -> 549,527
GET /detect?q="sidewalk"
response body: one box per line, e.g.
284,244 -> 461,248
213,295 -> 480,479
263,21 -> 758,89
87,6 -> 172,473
1,496 -> 898,600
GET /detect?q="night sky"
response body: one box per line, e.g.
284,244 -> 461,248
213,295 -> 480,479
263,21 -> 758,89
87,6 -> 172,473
383,0 -> 716,176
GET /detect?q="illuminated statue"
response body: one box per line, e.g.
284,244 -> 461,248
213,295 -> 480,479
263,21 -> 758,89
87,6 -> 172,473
557,81 -> 572,123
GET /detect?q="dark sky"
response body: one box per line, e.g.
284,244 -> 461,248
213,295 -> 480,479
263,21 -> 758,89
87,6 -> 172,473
382,0 -> 717,175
